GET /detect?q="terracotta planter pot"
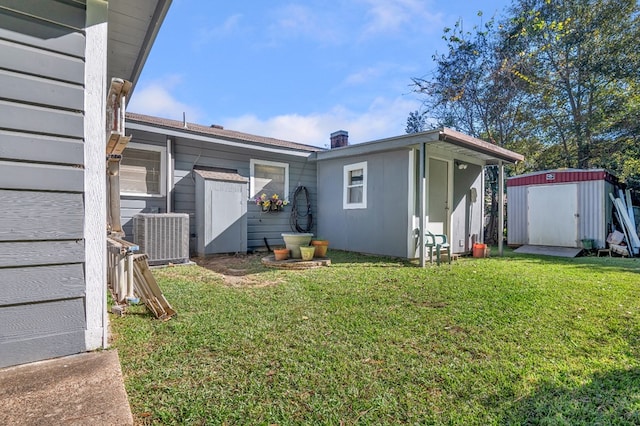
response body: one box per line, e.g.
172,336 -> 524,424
299,246 -> 315,261
273,248 -> 289,261
311,240 -> 329,257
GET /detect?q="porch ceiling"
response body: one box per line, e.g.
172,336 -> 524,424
437,128 -> 524,165
107,0 -> 172,95
427,140 -> 502,163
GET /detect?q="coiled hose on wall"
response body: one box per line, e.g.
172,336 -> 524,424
289,186 -> 313,232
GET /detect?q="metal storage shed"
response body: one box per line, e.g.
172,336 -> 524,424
507,169 -> 619,249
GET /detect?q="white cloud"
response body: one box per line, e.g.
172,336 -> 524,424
128,76 -> 202,122
343,66 -> 386,86
222,96 -> 422,148
194,14 -> 244,48
360,0 -> 442,37
341,62 -> 418,87
267,4 -> 341,44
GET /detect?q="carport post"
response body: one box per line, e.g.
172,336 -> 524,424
419,143 -> 426,267
498,160 -> 504,256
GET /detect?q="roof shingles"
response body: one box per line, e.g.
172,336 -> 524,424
126,112 -> 324,153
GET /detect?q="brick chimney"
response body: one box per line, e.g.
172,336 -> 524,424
330,130 -> 348,149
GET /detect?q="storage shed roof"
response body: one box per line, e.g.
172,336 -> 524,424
193,167 -> 248,183
507,169 -> 619,187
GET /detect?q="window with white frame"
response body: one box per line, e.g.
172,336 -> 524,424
250,159 -> 289,199
343,161 -> 367,209
120,143 -> 166,196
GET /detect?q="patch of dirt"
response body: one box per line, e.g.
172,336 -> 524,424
193,252 -> 280,288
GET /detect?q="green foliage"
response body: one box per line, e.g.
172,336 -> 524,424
505,0 -> 640,172
113,251 -> 640,424
410,0 -> 640,190
405,110 -> 428,133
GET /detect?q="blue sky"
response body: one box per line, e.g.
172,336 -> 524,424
130,0 -> 511,147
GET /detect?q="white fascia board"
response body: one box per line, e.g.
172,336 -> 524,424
126,122 -> 313,158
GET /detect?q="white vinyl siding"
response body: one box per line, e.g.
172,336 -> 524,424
343,161 -> 367,209
120,143 -> 166,196
250,159 -> 289,200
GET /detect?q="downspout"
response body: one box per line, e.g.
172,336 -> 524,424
107,156 -> 123,237
498,161 -> 504,256
166,137 -> 173,213
419,142 -> 426,267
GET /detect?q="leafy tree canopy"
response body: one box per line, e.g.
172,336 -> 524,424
410,0 -> 640,189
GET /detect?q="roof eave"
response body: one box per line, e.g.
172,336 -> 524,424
107,0 -> 172,97
439,128 -> 525,164
126,0 -> 172,93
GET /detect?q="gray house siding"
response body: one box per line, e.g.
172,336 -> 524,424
123,127 -> 317,252
317,150 -> 411,257
0,1 -> 88,368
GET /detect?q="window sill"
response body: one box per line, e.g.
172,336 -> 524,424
121,192 -> 165,198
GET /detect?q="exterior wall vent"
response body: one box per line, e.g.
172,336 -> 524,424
133,213 -> 190,265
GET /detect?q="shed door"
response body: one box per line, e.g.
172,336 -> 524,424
205,180 -> 247,253
527,184 -> 578,247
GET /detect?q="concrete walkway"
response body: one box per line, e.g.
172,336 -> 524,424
0,350 -> 133,425
514,245 -> 583,258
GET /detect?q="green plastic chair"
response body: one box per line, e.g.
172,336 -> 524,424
426,231 -> 451,265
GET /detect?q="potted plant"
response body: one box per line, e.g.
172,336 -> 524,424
311,238 -> 329,257
273,247 -> 289,261
299,245 -> 315,261
254,193 -> 289,212
281,232 -> 313,258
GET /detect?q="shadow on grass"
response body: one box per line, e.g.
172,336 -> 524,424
502,248 -> 640,274
325,249 -> 417,268
502,367 -> 640,425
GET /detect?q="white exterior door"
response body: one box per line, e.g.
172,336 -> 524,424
527,184 -> 578,247
427,158 -> 449,235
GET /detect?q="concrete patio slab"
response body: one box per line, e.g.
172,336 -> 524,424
514,245 -> 583,258
0,350 -> 133,426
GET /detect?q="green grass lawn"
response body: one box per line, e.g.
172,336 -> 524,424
111,250 -> 640,425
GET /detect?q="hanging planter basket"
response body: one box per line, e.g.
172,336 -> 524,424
255,193 -> 288,212
261,203 -> 283,212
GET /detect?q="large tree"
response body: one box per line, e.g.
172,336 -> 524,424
411,1 -> 640,242
504,0 -> 640,170
411,14 -> 530,243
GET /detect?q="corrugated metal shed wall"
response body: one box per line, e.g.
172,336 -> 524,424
507,170 -> 617,248
578,180 -> 605,248
507,185 -> 527,245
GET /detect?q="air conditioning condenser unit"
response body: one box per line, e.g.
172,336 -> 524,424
133,213 -> 189,265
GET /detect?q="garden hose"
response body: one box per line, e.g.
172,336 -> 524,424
289,186 -> 313,233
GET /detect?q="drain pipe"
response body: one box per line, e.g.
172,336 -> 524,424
166,137 -> 173,213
